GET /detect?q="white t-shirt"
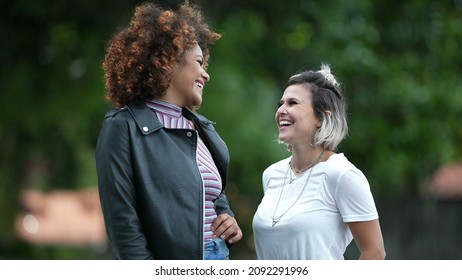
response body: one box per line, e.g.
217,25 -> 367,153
252,153 -> 378,260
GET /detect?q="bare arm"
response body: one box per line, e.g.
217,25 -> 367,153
348,219 -> 386,260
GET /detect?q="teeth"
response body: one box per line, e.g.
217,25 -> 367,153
196,82 -> 203,89
279,120 -> 292,126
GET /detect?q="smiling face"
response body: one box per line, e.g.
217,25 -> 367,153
163,44 -> 210,108
275,84 -> 321,148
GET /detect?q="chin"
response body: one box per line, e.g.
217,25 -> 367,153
278,134 -> 288,142
278,135 -> 293,145
192,98 -> 202,108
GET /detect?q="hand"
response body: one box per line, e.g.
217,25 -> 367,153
211,213 -> 243,244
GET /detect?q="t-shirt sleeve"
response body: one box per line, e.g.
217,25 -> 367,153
335,169 -> 379,223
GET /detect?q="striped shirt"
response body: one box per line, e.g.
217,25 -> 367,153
145,99 -> 222,243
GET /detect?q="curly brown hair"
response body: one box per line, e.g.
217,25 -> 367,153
102,1 -> 222,108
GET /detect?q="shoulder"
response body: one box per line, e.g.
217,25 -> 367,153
262,157 -> 290,180
324,153 -> 362,174
100,106 -> 133,129
264,157 -> 290,172
102,102 -> 164,135
104,106 -> 130,119
323,153 -> 367,184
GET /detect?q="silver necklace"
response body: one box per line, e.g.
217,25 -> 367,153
271,149 -> 326,227
288,171 -> 297,184
288,164 -> 309,184
289,155 -> 321,183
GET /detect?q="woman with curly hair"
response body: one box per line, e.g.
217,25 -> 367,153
96,1 -> 242,260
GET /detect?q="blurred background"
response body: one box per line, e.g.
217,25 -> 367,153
1,0 -> 461,260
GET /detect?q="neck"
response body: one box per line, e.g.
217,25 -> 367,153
291,147 -> 329,173
158,90 -> 186,108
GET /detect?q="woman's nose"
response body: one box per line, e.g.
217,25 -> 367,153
277,104 -> 287,115
202,70 -> 210,82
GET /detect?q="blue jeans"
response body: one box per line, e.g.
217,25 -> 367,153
203,238 -> 229,260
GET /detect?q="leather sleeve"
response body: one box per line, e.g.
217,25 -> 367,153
95,112 -> 154,259
214,191 -> 234,217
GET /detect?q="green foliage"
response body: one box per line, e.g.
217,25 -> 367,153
200,0 -> 462,198
0,0 -> 135,258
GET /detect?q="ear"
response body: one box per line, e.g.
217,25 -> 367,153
316,111 -> 331,128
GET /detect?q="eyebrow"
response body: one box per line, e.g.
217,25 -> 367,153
280,97 -> 299,102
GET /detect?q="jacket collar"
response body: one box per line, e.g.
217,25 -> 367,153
127,102 -> 211,135
127,102 -> 163,135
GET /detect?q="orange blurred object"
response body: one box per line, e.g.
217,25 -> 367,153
15,188 -> 106,246
425,162 -> 462,199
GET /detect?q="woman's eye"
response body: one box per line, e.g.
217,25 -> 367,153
288,99 -> 298,106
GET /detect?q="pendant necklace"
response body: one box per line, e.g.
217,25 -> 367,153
271,149 -> 326,227
288,163 -> 310,184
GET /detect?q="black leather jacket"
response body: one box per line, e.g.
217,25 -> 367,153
95,102 -> 233,259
